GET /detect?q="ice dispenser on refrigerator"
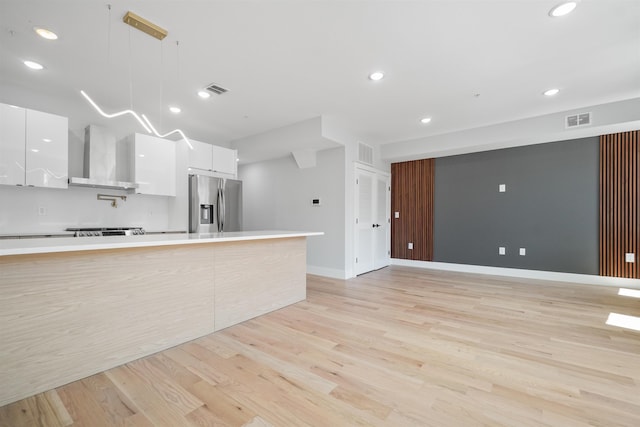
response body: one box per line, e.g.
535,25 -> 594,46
200,204 -> 214,225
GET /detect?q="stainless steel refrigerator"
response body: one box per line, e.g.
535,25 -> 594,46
189,174 -> 242,233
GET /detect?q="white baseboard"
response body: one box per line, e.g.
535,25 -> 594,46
306,265 -> 347,280
391,259 -> 640,289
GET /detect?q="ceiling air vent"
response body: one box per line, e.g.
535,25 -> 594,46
358,142 -> 374,165
566,112 -> 592,128
205,83 -> 229,95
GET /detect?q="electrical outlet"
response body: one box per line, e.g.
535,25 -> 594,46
625,253 -> 635,263
408,242 -> 413,250
519,248 -> 526,256
498,246 -> 506,255
38,206 -> 46,216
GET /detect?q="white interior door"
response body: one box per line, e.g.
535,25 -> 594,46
355,168 -> 375,275
355,165 -> 390,275
374,174 -> 391,270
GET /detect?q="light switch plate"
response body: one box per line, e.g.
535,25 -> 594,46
408,242 -> 413,250
499,247 -> 506,255
394,211 -> 400,219
499,184 -> 506,193
625,253 -> 635,263
519,248 -> 526,256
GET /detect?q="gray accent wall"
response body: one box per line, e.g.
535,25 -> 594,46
433,137 -> 599,274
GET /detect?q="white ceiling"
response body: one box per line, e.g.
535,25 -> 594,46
1,1 -> 639,162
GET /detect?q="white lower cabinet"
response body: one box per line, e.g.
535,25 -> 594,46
0,103 -> 68,189
127,133 -> 176,196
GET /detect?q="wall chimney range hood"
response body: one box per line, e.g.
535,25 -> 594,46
68,125 -> 138,190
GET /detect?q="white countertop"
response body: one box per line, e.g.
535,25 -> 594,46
0,230 -> 324,256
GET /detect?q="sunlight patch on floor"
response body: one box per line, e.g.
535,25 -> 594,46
606,312 -> 640,331
618,288 -> 640,298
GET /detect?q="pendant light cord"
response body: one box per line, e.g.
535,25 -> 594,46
128,26 -> 133,110
176,41 -> 180,82
160,39 -> 164,130
106,4 -> 111,64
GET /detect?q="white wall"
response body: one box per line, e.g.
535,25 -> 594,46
0,128 -> 189,235
0,185 -> 172,234
239,147 -> 346,277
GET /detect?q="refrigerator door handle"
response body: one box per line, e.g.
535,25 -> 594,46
216,188 -> 222,232
220,188 -> 226,232
188,175 -> 198,233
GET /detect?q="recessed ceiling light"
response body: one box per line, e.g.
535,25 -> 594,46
169,106 -> 181,114
42,138 -> 52,142
24,60 -> 44,70
549,2 -> 577,17
544,88 -> 560,96
197,90 -> 211,99
368,71 -> 384,81
420,117 -> 432,124
34,27 -> 58,40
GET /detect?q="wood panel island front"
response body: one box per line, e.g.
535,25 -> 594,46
0,231 -> 322,406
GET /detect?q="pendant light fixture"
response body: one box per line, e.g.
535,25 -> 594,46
81,7 -> 193,149
80,90 -> 151,133
122,11 -> 167,40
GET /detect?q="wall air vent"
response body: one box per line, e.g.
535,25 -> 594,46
358,142 -> 374,165
205,83 -> 229,95
566,112 -> 592,128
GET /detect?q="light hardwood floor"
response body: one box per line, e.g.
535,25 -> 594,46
1,266 -> 639,426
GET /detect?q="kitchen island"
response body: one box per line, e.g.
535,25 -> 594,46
0,231 -> 322,406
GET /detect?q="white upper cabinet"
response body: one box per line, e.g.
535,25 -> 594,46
211,144 -> 237,177
25,109 -> 68,189
187,138 -> 237,178
0,104 -> 26,186
128,133 -> 176,196
0,103 -> 68,189
188,139 -> 214,171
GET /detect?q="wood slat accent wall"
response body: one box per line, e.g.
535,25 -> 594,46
391,159 -> 434,261
600,130 -> 640,278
